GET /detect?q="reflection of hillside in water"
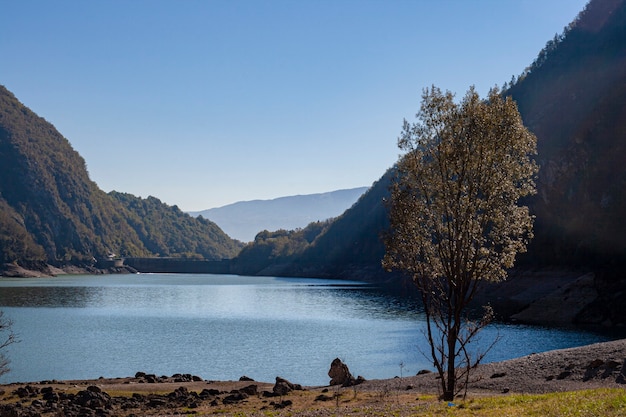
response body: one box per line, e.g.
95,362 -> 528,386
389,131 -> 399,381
316,286 -> 424,321
0,286 -> 104,308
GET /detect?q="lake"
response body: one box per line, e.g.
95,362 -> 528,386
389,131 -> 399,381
0,274 -> 615,386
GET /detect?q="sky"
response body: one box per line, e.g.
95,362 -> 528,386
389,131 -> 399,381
1,0 -> 588,211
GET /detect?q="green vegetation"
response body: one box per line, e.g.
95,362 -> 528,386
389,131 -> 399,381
110,192 -> 242,259
231,172 -> 392,279
0,85 -> 242,267
231,220 -> 332,274
433,389 -> 626,417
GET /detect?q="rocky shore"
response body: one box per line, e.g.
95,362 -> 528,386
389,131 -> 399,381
0,339 -> 625,417
0,262 -> 136,278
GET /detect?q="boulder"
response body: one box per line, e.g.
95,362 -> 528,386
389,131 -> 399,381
272,377 -> 301,396
75,388 -> 111,408
222,392 -> 248,404
239,384 -> 258,396
328,358 -> 354,386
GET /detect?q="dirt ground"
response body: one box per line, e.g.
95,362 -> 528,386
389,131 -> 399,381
1,339 -> 625,416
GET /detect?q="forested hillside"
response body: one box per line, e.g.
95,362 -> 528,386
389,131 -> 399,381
110,192 -> 242,259
0,85 -> 242,268
231,171 -> 392,279
506,0 -> 626,268
232,0 -> 626,283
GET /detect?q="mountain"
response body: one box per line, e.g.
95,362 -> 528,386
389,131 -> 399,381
232,0 -> 626,283
0,85 -> 242,269
189,187 -> 368,242
506,0 -> 626,268
230,172 -> 391,279
109,192 -> 242,259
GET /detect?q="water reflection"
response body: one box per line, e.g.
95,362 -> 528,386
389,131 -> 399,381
0,286 -> 104,308
0,274 -> 617,385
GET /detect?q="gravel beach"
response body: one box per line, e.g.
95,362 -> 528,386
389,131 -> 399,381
1,338 -> 625,416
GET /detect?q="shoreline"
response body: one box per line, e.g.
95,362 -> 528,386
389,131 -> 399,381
1,338 -> 625,416
0,265 -> 609,328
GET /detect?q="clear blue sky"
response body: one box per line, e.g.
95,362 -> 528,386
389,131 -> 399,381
1,0 -> 588,211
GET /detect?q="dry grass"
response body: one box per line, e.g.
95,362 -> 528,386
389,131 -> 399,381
208,388 -> 626,417
1,378 -> 626,416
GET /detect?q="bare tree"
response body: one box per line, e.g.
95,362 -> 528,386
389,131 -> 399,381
383,86 -> 537,401
0,310 -> 16,378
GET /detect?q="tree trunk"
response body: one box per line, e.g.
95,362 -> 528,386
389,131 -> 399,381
444,328 -> 457,401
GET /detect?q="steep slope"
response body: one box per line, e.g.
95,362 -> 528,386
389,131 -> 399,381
0,85 -> 242,267
232,171 -> 392,280
232,0 -> 626,286
190,187 -> 368,242
284,173 -> 391,279
0,85 -> 148,263
111,192 -> 242,259
506,0 -> 626,266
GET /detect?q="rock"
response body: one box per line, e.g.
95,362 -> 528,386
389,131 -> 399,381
200,388 -> 220,398
148,397 -> 168,408
239,385 -> 258,396
354,375 -> 366,386
490,372 -> 507,379
75,389 -> 111,408
328,358 -> 354,386
587,359 -> 605,369
617,359 -> 626,384
239,375 -> 255,381
556,371 -> 571,380
222,392 -> 248,404
273,382 -> 291,397
273,399 -> 292,409
273,377 -> 301,396
42,388 -> 59,403
14,385 -> 39,398
168,386 -> 189,400
144,374 -> 158,383
511,273 -> 598,326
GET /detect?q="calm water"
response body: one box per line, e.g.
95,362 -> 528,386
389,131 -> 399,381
0,274 -> 614,386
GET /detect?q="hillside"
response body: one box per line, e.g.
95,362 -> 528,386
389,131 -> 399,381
190,187 -> 368,242
231,0 -> 626,319
507,0 -> 626,268
0,85 -> 242,270
110,192 -> 242,259
231,171 -> 392,280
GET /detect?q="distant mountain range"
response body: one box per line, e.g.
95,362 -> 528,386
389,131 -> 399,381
189,187 -> 368,242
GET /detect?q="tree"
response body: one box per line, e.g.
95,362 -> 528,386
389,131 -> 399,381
0,310 -> 16,378
383,86 -> 538,401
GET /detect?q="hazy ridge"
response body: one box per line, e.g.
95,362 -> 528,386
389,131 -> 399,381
189,187 -> 368,242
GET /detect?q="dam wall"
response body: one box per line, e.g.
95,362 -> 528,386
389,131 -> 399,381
123,257 -> 232,274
